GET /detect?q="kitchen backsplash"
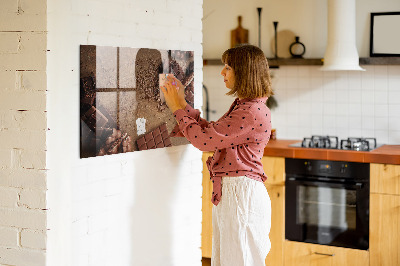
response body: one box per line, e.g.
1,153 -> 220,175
203,65 -> 400,145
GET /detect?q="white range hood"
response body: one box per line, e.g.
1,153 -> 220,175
320,0 -> 365,71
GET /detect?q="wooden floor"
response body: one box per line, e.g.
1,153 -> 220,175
202,257 -> 211,266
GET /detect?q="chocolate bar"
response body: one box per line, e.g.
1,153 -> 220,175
136,123 -> 172,151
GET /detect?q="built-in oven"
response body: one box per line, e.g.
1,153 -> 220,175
285,158 -> 370,250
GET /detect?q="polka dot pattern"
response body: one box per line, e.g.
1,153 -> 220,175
171,97 -> 272,206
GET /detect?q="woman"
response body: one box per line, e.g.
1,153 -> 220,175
161,44 -> 273,266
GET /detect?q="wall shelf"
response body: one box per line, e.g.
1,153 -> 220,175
203,57 -> 400,67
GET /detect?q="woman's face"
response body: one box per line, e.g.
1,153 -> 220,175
220,64 -> 235,89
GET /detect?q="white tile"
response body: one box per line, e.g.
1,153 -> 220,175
374,117 -> 389,130
285,66 -> 298,77
375,104 -> 389,117
286,77 -> 299,89
336,103 -> 349,116
361,103 -> 374,117
336,90 -> 349,103
349,128 -> 362,137
323,103 -> 336,115
348,90 -> 362,103
335,72 -> 349,90
336,115 -> 348,128
311,102 -> 324,113
361,90 -> 374,104
323,115 -> 336,129
361,75 -> 374,91
348,71 -> 362,90
388,117 -> 400,131
310,67 -> 324,77
374,65 -> 388,77
388,65 -> 400,76
362,116 -> 375,130
311,114 -> 324,129
361,129 -> 375,138
323,87 -> 336,103
388,131 -> 400,144
388,91 -> 400,104
374,90 -> 388,104
311,87 -> 323,101
374,77 -> 388,91
310,77 -> 324,90
388,104 -> 400,117
298,77 -> 311,89
348,103 -> 362,116
388,75 -> 400,91
348,116 -> 362,129
374,130 -> 389,144
298,67 -> 311,78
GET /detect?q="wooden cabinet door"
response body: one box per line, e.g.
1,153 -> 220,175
370,193 -> 400,266
264,184 -> 284,266
202,152 -> 213,258
370,163 -> 400,195
284,241 -> 369,266
262,156 -> 285,186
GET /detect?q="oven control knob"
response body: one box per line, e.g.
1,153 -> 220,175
304,161 -> 312,171
340,164 -> 347,174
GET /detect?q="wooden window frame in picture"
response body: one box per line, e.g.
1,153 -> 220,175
370,11 -> 400,57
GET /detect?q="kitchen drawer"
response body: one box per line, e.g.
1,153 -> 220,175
284,241 -> 369,266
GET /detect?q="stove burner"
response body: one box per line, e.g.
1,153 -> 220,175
294,136 -> 379,151
340,137 -> 377,151
301,135 -> 339,149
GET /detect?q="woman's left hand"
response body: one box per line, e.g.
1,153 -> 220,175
161,75 -> 184,113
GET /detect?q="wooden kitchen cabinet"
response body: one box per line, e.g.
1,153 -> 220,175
201,154 -> 286,265
262,156 -> 285,266
284,241 -> 369,266
370,163 -> 400,195
264,184 -> 285,266
202,152 -> 213,258
370,163 -> 400,266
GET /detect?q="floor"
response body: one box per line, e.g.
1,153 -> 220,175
202,257 -> 211,266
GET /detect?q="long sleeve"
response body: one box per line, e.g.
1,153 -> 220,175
173,105 -> 258,152
170,104 -> 211,137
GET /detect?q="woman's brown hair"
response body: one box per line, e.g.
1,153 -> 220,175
221,44 -> 273,99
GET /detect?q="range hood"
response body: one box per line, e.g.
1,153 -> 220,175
320,0 -> 365,71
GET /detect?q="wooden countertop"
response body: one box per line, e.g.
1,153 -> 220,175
263,139 -> 400,165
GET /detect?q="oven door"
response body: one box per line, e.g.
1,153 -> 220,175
285,177 -> 369,250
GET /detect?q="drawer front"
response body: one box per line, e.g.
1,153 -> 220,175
284,241 -> 369,266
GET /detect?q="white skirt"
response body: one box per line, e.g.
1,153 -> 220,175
212,176 -> 271,266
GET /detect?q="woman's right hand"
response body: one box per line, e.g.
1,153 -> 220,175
167,75 -> 187,109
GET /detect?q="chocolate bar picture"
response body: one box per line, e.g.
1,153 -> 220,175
80,45 -> 194,158
136,123 -> 172,151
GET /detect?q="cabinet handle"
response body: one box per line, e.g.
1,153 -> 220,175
314,252 -> 335,257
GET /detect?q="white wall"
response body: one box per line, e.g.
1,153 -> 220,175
46,0 -> 203,266
0,0 -> 48,265
203,0 -> 400,58
203,0 -> 400,145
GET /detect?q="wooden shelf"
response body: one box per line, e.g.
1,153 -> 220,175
359,57 -> 400,65
203,58 -> 323,67
203,57 -> 400,67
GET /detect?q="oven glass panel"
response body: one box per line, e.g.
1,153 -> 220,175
297,186 -> 357,230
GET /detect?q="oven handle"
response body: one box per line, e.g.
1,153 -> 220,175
286,177 -> 364,189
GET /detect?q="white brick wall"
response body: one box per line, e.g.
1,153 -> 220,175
46,1 -> 203,266
0,0 -> 48,265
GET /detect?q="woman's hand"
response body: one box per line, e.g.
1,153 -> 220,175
161,75 -> 186,113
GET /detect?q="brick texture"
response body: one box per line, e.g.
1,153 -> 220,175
0,0 -> 47,264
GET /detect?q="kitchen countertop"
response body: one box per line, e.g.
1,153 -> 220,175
263,139 -> 400,165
